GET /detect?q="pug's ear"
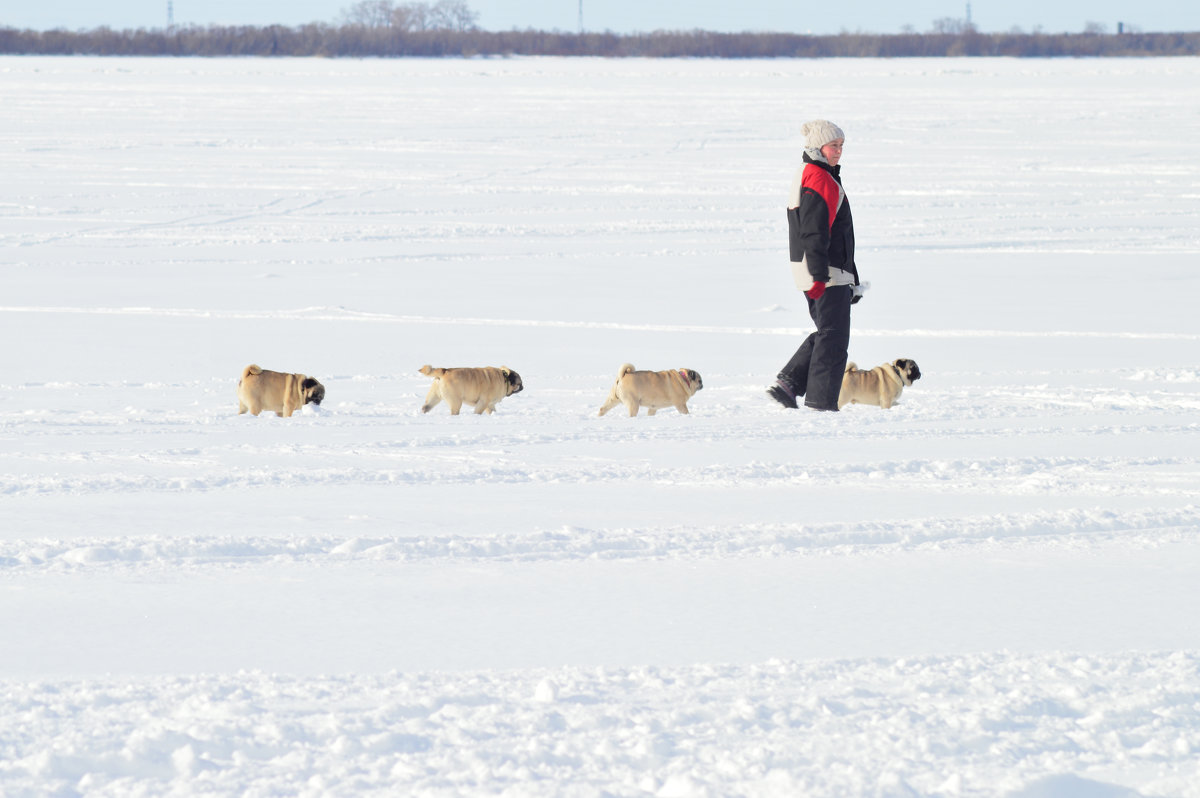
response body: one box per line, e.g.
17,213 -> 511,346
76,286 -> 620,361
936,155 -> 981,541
501,367 -> 511,376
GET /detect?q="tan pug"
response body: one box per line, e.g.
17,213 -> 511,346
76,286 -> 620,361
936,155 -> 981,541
419,365 -> 523,415
838,358 -> 921,410
237,364 -> 325,417
598,363 -> 703,417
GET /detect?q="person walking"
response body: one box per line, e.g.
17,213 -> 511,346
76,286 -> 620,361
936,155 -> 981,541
767,119 -> 862,412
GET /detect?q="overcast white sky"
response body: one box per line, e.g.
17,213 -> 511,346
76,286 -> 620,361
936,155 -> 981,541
2,0 -> 1197,35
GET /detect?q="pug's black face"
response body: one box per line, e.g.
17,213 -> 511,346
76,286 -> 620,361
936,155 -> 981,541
303,378 -> 325,405
506,370 -> 524,395
687,370 -> 703,391
897,359 -> 921,382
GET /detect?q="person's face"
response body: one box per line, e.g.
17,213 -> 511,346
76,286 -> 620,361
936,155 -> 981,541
821,138 -> 844,166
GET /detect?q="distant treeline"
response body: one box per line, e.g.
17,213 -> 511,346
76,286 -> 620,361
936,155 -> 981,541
1,24 -> 1197,58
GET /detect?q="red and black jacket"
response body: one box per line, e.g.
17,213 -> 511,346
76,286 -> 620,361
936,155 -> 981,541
787,153 -> 857,285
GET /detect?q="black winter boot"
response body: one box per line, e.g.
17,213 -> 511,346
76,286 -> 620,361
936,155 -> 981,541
766,379 -> 799,409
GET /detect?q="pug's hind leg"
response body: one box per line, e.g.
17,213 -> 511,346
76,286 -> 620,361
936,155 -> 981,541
598,393 -> 621,416
421,385 -> 442,414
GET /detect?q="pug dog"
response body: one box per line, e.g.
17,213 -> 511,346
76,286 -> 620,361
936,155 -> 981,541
237,364 -> 325,417
419,365 -> 523,415
838,358 -> 921,410
598,363 -> 703,417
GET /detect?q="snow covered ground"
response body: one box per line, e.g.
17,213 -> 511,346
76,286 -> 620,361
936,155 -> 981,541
2,55 -> 1199,796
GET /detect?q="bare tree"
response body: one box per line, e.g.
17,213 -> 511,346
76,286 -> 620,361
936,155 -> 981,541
391,3 -> 426,31
930,17 -> 969,34
341,0 -> 477,32
341,0 -> 396,27
428,0 -> 479,32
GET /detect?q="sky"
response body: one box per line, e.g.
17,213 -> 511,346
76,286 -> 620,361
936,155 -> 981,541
1,0 -> 1198,35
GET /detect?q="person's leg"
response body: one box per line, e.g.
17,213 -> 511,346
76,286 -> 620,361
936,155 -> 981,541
803,285 -> 852,411
768,293 -> 822,408
777,332 -> 816,397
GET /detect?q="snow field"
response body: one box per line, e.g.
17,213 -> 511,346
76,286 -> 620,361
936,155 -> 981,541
2,55 -> 1200,796
6,653 -> 1200,797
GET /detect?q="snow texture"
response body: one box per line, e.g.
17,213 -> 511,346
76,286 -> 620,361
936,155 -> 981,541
2,55 -> 1200,796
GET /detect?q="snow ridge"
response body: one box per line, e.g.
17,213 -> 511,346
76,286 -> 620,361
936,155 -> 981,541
4,505 -> 1200,574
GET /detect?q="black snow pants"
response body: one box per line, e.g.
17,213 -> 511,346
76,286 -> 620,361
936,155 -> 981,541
778,284 -> 852,411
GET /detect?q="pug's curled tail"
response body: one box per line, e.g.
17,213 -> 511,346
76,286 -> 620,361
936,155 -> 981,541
844,362 -> 858,374
616,363 -> 636,379
419,365 -> 446,378
239,364 -> 263,385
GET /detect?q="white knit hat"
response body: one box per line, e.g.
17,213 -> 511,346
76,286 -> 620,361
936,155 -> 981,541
802,119 -> 845,149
